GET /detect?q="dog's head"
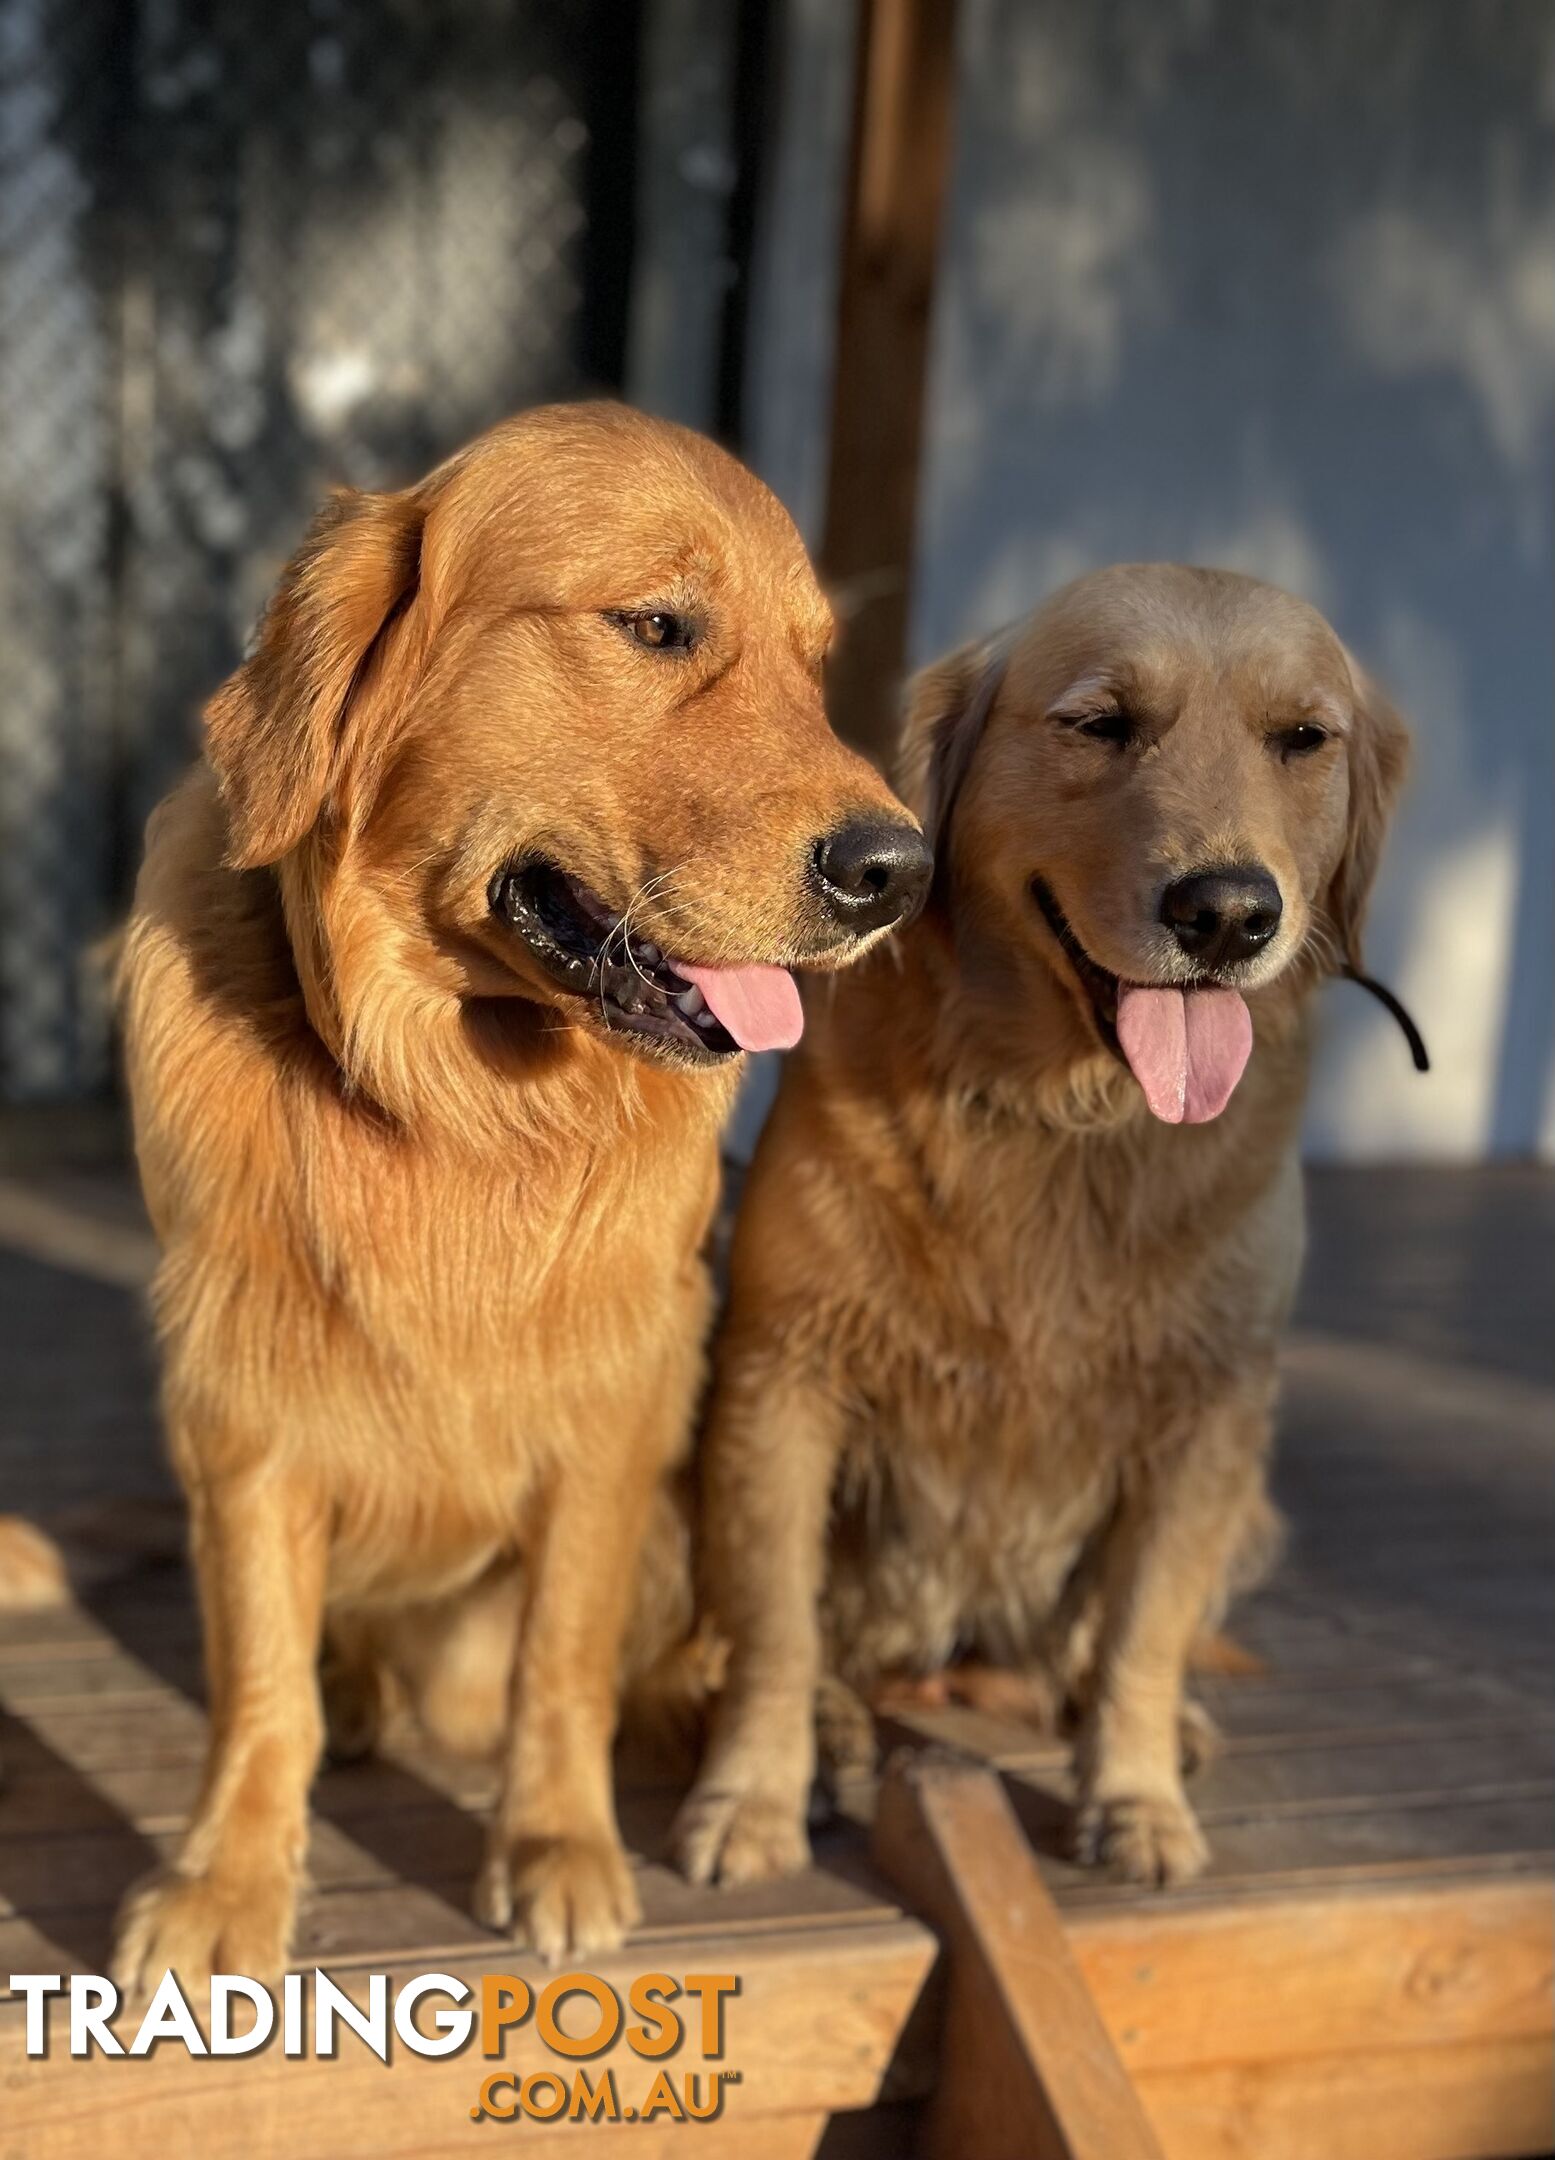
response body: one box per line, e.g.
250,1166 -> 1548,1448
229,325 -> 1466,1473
204,404 -> 928,1095
902,564 -> 1409,1123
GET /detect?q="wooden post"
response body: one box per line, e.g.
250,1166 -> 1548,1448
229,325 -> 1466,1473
873,1751 -> 1167,2160
821,0 -> 960,767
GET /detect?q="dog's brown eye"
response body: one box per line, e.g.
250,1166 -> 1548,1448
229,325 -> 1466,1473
1275,722 -> 1329,760
613,609 -> 698,654
1074,710 -> 1134,746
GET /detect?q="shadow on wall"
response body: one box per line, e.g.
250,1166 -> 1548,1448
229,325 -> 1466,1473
912,0 -> 1555,1160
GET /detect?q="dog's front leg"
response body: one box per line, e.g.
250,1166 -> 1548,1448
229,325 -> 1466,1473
475,1450 -> 655,1963
673,1353 -> 842,1888
115,1465 -> 328,1992
1072,1385 -> 1270,1887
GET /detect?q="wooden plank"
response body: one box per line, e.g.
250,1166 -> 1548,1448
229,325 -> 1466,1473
0,1697 -> 207,1770
13,1665 -> 1544,1837
0,1816 -> 488,1920
1068,1878 -> 1555,2072
0,1695 -> 555,1793
1159,1673 -> 1547,1742
416,2118 -> 828,2159
0,1919 -> 938,2157
1282,1532 -> 1554,1576
0,1178 -> 156,1288
0,1804 -> 907,1986
872,1750 -> 1164,2160
0,1871 -> 908,1991
878,1676 -> 1554,1775
1197,1620 -> 1436,1674
0,1651 -> 203,1707
1279,1331 -> 1555,1449
1069,1853 -> 1554,1919
1190,1731 -> 1555,1819
820,0 -> 960,762
496,2118 -> 828,2159
1135,2036 -> 1555,2160
0,1589 -> 190,1656
0,1813 -> 902,1936
0,1623 -> 192,1663
1033,1791 -> 1555,1906
0,1750 -> 491,1837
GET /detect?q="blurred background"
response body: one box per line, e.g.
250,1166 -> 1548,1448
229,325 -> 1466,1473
0,0 -> 1550,1160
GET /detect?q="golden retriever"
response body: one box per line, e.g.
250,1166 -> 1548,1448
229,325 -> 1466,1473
675,564 -> 1410,1890
112,401 -> 929,1984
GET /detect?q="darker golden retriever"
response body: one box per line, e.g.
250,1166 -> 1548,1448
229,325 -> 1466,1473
676,564 -> 1410,1890
112,402 -> 928,1984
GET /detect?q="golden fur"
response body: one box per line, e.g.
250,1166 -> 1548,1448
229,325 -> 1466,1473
112,402 -> 913,1983
676,565 -> 1408,1891
0,1517 -> 70,1612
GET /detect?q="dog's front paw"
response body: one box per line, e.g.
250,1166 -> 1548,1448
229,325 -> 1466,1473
1073,1791 -> 1209,1886
475,1831 -> 641,1964
672,1782 -> 811,1889
115,1868 -> 295,1997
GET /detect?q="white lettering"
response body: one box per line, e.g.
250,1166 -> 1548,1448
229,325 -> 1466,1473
210,1975 -> 274,2056
129,1971 -> 207,2056
315,1971 -> 387,2060
9,1975 -> 63,2056
69,1976 -> 122,2056
394,1973 -> 472,2057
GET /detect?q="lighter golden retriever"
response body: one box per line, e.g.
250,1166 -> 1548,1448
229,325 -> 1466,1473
675,564 -> 1410,1891
112,402 -> 929,1984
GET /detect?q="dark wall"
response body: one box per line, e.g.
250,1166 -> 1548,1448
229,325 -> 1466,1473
0,0 -> 642,1101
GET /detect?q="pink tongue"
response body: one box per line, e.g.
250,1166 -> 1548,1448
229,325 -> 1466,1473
678,962 -> 804,1053
1116,987 -> 1252,1124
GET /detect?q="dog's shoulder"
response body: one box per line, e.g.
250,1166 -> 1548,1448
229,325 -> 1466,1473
118,762 -> 315,1208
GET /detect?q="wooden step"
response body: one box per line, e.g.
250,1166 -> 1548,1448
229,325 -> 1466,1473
2,1917 -> 938,2160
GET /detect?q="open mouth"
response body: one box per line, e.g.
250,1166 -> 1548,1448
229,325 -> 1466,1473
1031,878 -> 1253,1125
490,859 -> 803,1064
1033,879 -> 1124,1047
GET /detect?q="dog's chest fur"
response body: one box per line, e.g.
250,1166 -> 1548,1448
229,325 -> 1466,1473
820,1071 -> 1303,1681
301,1127 -> 722,1602
121,779 -> 730,1606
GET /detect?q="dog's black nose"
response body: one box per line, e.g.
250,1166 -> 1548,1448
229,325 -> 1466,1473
814,818 -> 933,934
1161,865 -> 1283,971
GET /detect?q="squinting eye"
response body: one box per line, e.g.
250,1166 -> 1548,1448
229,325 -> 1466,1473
1072,710 -> 1134,746
614,609 -> 698,653
1275,722 -> 1329,760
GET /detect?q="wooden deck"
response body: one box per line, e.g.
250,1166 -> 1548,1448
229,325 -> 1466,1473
0,1160 -> 1551,2157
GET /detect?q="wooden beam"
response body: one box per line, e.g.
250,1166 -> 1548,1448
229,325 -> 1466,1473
0,1920 -> 937,2158
1135,2036 -> 1555,2160
1068,1876 -> 1555,2074
872,1750 -> 1165,2160
821,0 -> 959,765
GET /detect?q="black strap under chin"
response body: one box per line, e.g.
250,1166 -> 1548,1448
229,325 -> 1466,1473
1341,965 -> 1430,1073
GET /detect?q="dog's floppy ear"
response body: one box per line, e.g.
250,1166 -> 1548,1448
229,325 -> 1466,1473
1325,654 -> 1411,973
896,636 -> 1008,864
205,486 -> 425,869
